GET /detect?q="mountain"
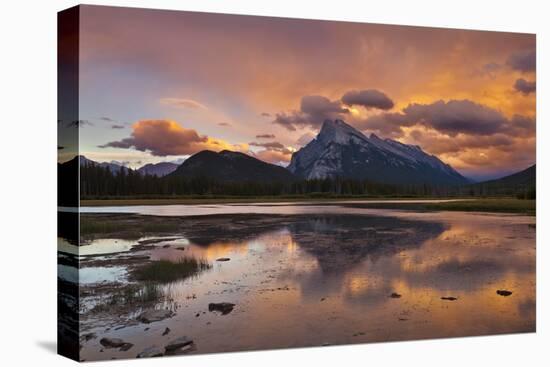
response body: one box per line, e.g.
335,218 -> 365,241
79,155 -> 130,174
480,164 -> 535,187
137,162 -> 178,177
463,164 -> 535,198
288,119 -> 469,185
169,150 -> 296,183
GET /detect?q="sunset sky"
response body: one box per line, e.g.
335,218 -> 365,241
72,5 -> 535,181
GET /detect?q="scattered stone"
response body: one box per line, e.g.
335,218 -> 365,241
195,313 -> 200,317
144,327 -> 150,331
137,309 -> 175,324
216,257 -> 231,262
162,244 -> 170,248
162,327 -> 171,336
175,247 -> 186,251
100,338 -> 131,349
497,290 -> 513,297
81,332 -> 96,341
441,296 -> 458,301
389,292 -> 402,299
165,336 -> 194,352
398,318 -> 409,321
320,297 -> 326,302
208,302 -> 235,315
119,343 -> 134,351
137,346 -> 164,358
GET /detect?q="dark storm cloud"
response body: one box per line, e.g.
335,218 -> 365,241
357,112 -> 412,137
514,78 -> 536,95
359,99 -> 535,138
100,116 -> 114,122
403,100 -> 507,136
300,95 -> 348,118
507,49 -> 536,73
273,95 -> 348,131
341,89 -> 394,110
256,134 -> 276,139
272,111 -> 310,131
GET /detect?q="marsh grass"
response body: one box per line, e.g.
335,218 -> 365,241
80,220 -> 121,235
80,217 -> 180,237
421,199 -> 535,215
89,283 -> 164,313
133,257 -> 211,283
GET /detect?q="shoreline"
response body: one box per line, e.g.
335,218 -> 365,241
78,197 -> 535,215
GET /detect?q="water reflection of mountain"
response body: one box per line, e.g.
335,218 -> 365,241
286,215 -> 447,272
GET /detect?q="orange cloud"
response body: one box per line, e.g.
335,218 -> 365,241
99,119 -> 248,156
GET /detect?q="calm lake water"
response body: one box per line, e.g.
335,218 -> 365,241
67,203 -> 535,361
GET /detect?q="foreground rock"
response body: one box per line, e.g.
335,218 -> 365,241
165,336 -> 194,352
208,302 -> 235,315
497,290 -> 513,297
441,296 -> 458,301
100,337 -> 133,351
137,346 -> 164,358
137,309 -> 175,324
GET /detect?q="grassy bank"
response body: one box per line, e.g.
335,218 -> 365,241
133,258 -> 211,283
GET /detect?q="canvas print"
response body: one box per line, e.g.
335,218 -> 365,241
58,5 -> 536,362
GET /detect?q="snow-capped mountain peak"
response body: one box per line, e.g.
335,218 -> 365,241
287,119 -> 469,185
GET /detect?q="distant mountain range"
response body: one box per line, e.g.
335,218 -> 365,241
78,156 -> 177,177
79,156 -> 130,174
288,119 -> 469,185
479,164 -> 535,187
470,165 -> 537,195
169,150 -> 296,183
137,162 -> 178,177
69,121 -> 534,188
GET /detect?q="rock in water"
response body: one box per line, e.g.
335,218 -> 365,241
100,338 -> 129,349
119,343 -> 134,351
137,346 -> 164,358
216,257 -> 231,262
165,336 -> 194,352
441,296 -> 458,301
137,309 -> 175,324
162,327 -> 171,336
497,290 -> 513,297
208,302 -> 235,315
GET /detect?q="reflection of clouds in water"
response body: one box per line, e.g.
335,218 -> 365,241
78,211 -> 535,359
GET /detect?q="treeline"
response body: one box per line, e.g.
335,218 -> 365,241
79,162 -> 535,199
